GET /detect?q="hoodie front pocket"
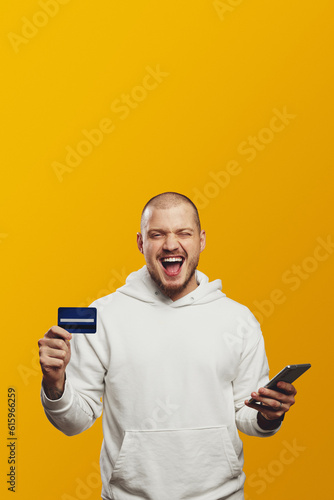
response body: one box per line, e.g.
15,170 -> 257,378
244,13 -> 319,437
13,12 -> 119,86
110,426 -> 242,499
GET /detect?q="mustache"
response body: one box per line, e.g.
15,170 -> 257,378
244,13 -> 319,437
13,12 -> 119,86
157,253 -> 186,259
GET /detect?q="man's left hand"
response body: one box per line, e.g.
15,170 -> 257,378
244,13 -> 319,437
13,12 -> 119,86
245,381 -> 297,427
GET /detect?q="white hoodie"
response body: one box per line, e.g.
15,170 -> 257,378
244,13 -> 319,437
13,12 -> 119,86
41,266 -> 280,500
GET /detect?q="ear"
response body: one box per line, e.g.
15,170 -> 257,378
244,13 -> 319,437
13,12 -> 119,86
137,232 -> 144,254
199,229 -> 206,253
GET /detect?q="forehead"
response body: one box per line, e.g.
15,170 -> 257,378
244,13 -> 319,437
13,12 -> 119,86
142,204 -> 196,232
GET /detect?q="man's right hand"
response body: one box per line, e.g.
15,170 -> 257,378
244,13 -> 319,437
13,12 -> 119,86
38,326 -> 72,400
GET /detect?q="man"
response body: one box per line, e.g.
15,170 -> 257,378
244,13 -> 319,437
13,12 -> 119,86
39,192 -> 296,500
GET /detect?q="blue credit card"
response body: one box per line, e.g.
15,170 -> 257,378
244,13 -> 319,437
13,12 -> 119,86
58,307 -> 97,333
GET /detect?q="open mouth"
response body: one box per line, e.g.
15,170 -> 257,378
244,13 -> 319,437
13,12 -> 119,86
160,256 -> 185,276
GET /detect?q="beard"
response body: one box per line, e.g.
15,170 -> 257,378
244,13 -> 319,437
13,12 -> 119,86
146,253 -> 200,300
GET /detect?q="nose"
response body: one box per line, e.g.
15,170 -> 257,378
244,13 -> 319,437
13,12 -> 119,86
163,233 -> 180,252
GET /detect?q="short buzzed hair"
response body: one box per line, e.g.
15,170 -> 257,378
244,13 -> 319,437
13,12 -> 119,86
141,192 -> 201,232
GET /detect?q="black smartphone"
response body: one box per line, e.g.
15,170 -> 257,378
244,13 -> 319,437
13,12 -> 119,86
248,363 -> 311,404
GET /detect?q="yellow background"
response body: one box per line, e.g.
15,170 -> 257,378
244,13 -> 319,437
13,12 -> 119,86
1,1 -> 333,498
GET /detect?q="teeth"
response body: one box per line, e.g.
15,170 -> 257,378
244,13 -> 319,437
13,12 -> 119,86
161,257 -> 183,262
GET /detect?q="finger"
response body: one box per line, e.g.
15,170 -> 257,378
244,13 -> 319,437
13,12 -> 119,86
246,396 -> 285,412
251,388 -> 295,410
39,350 -> 68,376
44,325 -> 72,341
276,381 -> 297,395
42,345 -> 69,360
258,387 -> 294,403
41,355 -> 66,370
245,400 -> 285,419
248,388 -> 293,409
39,337 -> 71,351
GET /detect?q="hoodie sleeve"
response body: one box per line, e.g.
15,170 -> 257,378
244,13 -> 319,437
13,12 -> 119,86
233,311 -> 282,437
40,303 -> 108,436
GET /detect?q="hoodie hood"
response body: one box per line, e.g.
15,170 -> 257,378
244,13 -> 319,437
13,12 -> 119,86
116,265 -> 225,307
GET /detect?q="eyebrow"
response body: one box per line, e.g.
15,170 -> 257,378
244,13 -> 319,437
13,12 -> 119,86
176,228 -> 195,233
147,227 -> 195,234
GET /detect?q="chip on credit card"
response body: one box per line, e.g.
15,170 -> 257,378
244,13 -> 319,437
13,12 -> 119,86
58,307 -> 97,333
